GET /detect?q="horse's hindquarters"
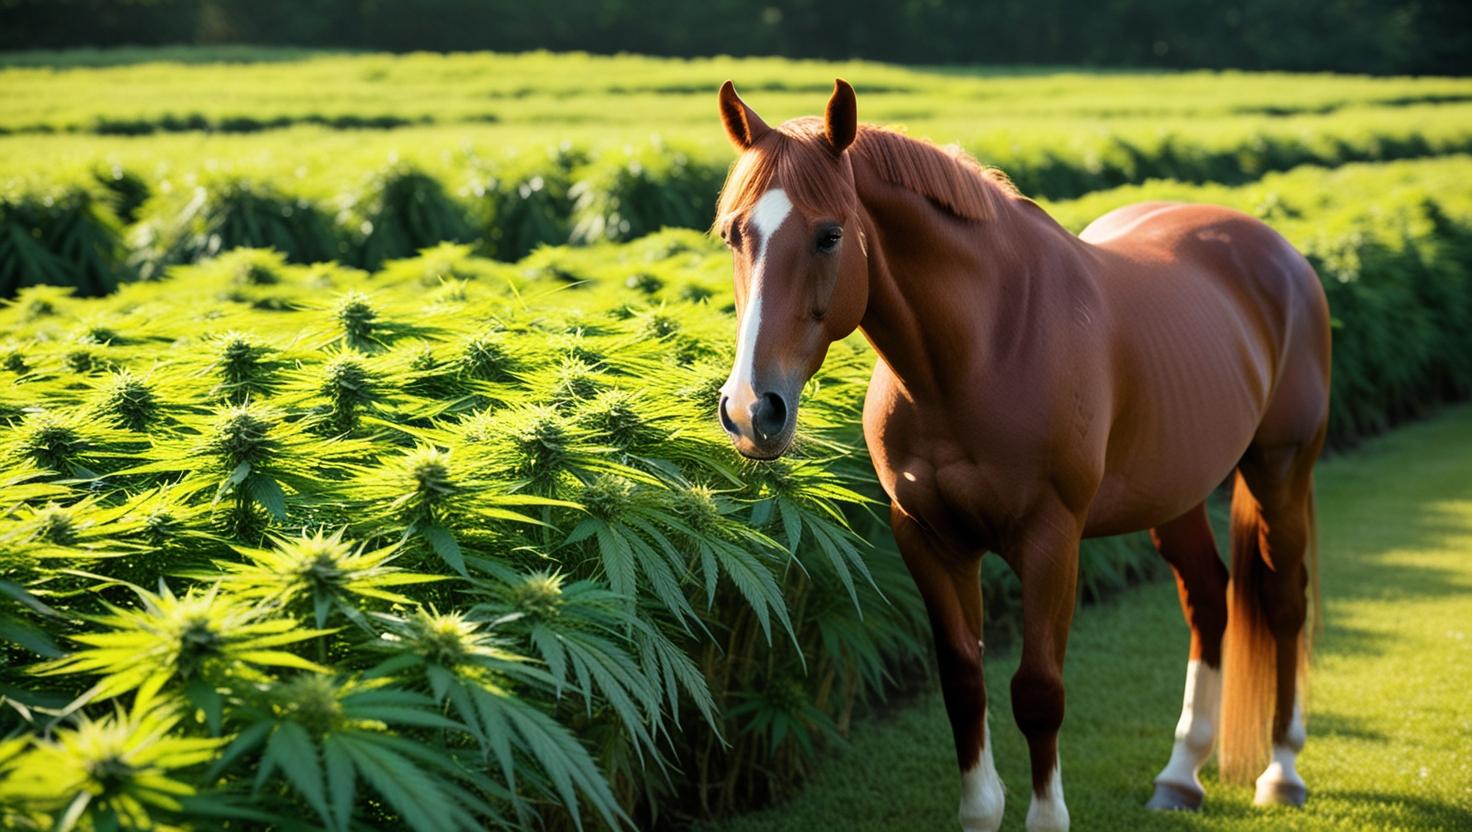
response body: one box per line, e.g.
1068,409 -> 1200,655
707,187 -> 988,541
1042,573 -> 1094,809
1083,204 -> 1330,537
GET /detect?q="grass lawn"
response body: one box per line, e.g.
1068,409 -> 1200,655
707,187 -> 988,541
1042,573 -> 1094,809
699,405 -> 1472,831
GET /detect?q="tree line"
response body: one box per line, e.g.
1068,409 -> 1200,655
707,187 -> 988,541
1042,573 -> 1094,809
2,0 -> 1467,75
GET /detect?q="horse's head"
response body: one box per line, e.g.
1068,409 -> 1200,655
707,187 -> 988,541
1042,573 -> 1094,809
713,79 -> 870,460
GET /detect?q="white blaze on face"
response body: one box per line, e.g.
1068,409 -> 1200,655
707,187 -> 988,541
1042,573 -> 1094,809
1154,659 -> 1222,792
724,188 -> 793,399
959,708 -> 1004,832
1025,758 -> 1069,832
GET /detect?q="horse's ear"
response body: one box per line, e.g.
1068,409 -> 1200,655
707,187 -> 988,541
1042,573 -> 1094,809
824,79 -> 857,155
718,80 -> 770,151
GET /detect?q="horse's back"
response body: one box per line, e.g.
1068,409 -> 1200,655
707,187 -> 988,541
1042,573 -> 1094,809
1087,201 -> 1329,394
1078,201 -> 1331,535
1077,201 -> 1184,245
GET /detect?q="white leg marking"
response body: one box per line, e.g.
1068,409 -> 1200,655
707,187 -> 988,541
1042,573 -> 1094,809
723,188 -> 792,397
1255,696 -> 1307,802
1155,660 -> 1221,793
959,708 -> 1004,832
1026,758 -> 1069,832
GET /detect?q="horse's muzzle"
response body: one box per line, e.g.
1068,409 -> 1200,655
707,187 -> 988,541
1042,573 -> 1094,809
718,388 -> 796,459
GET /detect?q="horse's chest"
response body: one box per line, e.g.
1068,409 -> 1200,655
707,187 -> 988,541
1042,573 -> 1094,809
863,367 -> 1061,548
868,423 -> 1022,550
902,458 -> 1007,546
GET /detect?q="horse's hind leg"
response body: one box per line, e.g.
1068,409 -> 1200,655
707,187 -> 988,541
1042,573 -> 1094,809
890,505 -> 1002,832
1145,502 -> 1229,811
1220,440 -> 1321,807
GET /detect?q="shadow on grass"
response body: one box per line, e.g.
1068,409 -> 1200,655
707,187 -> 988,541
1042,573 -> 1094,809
1315,790 -> 1472,829
1307,711 -> 1388,743
1314,622 -> 1394,658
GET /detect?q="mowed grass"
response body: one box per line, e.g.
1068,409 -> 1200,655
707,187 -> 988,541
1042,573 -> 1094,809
700,405 -> 1472,831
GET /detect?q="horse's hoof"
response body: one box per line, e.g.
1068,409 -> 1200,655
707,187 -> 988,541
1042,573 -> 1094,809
1253,779 -> 1308,807
1146,780 -> 1204,811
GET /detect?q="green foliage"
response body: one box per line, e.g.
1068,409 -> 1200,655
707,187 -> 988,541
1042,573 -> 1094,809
0,235 -> 920,830
1,50 -> 1471,829
0,183 -> 128,296
569,143 -> 725,245
37,582 -> 330,702
212,530 -> 442,628
6,153 -> 1466,825
130,177 -> 339,279
4,52 -> 1458,138
92,165 -> 150,225
12,108 -> 1472,293
0,701 -> 224,831
5,55 -> 1472,294
468,149 -> 575,261
343,164 -> 477,270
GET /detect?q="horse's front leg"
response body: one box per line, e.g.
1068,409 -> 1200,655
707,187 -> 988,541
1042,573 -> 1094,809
1006,510 -> 1082,832
891,504 -> 1002,832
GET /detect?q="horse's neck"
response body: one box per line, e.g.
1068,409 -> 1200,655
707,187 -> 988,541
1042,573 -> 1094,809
854,169 -> 1095,400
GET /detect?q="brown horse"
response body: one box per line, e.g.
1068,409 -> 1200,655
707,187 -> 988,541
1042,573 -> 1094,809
712,80 -> 1329,830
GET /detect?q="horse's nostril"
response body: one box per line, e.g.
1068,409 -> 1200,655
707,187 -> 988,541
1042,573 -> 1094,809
752,392 -> 788,440
718,395 -> 738,435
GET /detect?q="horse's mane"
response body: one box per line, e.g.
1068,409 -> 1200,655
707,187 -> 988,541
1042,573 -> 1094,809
714,116 -> 1017,233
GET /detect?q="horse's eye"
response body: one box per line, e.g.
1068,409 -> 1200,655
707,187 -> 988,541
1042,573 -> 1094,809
725,225 -> 743,249
816,227 -> 843,253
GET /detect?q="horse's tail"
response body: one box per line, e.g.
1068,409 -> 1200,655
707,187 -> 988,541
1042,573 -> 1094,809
1217,471 -> 1303,784
1218,472 -> 1319,783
